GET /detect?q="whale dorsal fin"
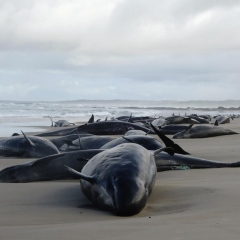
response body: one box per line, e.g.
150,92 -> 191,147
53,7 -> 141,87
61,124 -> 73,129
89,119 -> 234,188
214,120 -> 219,126
12,133 -> 20,136
21,131 -> 36,148
105,116 -> 108,121
65,166 -> 95,184
88,114 -> 94,123
127,113 -> 133,122
154,147 -> 174,156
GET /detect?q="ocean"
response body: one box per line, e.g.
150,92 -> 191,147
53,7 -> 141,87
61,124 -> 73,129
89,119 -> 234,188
0,100 -> 240,137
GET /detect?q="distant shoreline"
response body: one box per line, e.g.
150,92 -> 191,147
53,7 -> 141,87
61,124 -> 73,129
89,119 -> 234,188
1,99 -> 240,109
122,106 -> 240,111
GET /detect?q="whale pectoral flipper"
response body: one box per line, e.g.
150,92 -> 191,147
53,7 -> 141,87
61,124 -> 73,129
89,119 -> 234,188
76,158 -> 89,162
122,136 -> 137,144
47,116 -> 54,127
154,147 -> 174,156
150,123 -> 190,155
65,166 -> 95,184
21,131 -> 36,148
63,140 -> 75,146
32,153 -> 66,167
187,123 -> 195,132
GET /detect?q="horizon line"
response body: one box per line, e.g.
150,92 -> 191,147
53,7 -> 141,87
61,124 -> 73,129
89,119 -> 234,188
1,99 -> 240,102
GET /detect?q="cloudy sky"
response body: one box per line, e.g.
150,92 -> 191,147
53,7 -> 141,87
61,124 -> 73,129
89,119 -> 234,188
0,0 -> 240,101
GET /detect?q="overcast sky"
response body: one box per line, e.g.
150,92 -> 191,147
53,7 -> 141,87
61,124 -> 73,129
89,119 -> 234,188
0,0 -> 240,101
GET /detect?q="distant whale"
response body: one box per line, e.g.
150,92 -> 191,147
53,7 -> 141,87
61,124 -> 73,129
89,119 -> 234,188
76,121 -> 154,135
48,116 -> 75,127
173,124 -> 238,138
213,115 -> 230,125
165,116 -> 199,125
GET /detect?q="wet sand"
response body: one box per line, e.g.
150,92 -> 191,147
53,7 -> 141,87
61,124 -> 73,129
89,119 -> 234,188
1,119 -> 240,239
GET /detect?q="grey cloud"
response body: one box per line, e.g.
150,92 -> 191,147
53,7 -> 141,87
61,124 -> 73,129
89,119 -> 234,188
0,1 -> 240,101
0,0 -> 239,55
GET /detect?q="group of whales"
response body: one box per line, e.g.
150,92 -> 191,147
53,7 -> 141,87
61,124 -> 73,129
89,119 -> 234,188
0,113 -> 240,216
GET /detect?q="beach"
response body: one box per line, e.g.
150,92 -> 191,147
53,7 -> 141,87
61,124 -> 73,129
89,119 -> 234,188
1,119 -> 240,240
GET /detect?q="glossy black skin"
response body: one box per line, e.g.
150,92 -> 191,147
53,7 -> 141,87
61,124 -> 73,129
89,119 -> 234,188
36,126 -> 80,137
158,125 -> 189,135
124,130 -> 147,136
165,116 -> 199,124
186,116 -> 210,124
214,115 -> 230,124
50,133 -> 93,149
78,143 -> 157,216
77,121 -> 154,135
115,116 -> 152,122
0,135 -> 60,158
60,136 -> 116,151
173,125 -> 238,138
100,135 -> 163,150
154,151 -> 240,171
0,150 -> 103,182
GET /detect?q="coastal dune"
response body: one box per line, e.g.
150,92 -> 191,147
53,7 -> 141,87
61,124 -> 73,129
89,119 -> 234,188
1,119 -> 240,239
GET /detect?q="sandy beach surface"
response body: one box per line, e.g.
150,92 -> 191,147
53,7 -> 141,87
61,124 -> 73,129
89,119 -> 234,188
1,119 -> 240,239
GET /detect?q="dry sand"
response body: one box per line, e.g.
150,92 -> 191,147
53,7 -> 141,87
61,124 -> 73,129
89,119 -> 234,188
1,119 -> 240,239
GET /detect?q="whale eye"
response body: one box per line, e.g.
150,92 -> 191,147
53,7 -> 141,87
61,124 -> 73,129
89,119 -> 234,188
113,176 -> 119,181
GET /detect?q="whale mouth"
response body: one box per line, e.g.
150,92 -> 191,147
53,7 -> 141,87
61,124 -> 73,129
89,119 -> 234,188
110,178 -> 119,211
110,176 -> 145,216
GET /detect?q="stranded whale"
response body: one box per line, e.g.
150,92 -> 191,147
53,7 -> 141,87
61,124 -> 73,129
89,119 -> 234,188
66,143 -> 158,216
0,132 -> 60,158
173,124 -> 238,139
